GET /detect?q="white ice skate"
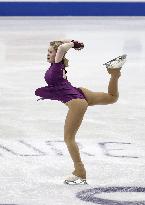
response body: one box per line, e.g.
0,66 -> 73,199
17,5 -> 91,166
64,174 -> 88,185
103,54 -> 127,69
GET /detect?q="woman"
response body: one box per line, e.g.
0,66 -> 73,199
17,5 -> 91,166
35,39 -> 127,185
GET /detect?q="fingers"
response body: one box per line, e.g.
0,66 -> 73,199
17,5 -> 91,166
75,47 -> 84,51
75,41 -> 84,50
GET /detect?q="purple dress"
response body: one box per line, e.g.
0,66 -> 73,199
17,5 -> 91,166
35,60 -> 87,103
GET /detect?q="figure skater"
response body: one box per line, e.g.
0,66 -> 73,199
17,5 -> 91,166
35,39 -> 127,185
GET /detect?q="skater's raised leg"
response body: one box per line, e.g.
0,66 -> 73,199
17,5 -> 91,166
77,68 -> 121,106
76,54 -> 127,106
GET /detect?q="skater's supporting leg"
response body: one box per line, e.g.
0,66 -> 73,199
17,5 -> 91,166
64,99 -> 88,179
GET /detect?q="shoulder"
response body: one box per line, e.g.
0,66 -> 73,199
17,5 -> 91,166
56,59 -> 64,64
51,60 -> 64,69
53,59 -> 64,66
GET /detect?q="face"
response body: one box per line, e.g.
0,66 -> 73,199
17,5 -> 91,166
47,46 -> 57,63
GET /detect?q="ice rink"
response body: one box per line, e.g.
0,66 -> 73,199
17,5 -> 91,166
0,16 -> 145,204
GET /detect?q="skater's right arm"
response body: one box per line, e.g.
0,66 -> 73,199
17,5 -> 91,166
55,42 -> 74,63
59,39 -> 84,51
59,42 -> 75,52
55,40 -> 84,63
61,40 -> 84,51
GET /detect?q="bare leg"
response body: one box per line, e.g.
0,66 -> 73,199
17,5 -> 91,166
107,68 -> 121,97
64,99 -> 88,179
77,68 -> 121,106
65,139 -> 86,178
63,69 -> 121,179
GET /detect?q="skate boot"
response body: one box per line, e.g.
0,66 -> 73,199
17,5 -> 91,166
64,174 -> 88,185
103,54 -> 127,69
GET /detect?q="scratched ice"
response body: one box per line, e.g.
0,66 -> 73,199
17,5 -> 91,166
0,16 -> 145,205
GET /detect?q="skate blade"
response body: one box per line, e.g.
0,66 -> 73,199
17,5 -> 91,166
103,54 -> 127,66
64,179 -> 88,185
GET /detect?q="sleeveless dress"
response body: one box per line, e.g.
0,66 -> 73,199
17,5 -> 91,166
35,60 -> 87,103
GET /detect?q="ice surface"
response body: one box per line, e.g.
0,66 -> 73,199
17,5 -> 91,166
0,16 -> 145,205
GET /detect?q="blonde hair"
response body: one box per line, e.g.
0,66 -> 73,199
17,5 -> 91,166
50,41 -> 69,68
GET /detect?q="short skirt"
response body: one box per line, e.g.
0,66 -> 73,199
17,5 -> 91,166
35,81 -> 87,103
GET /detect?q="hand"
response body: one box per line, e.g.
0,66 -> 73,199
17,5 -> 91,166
74,47 -> 84,51
74,42 -> 84,51
71,40 -> 84,50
